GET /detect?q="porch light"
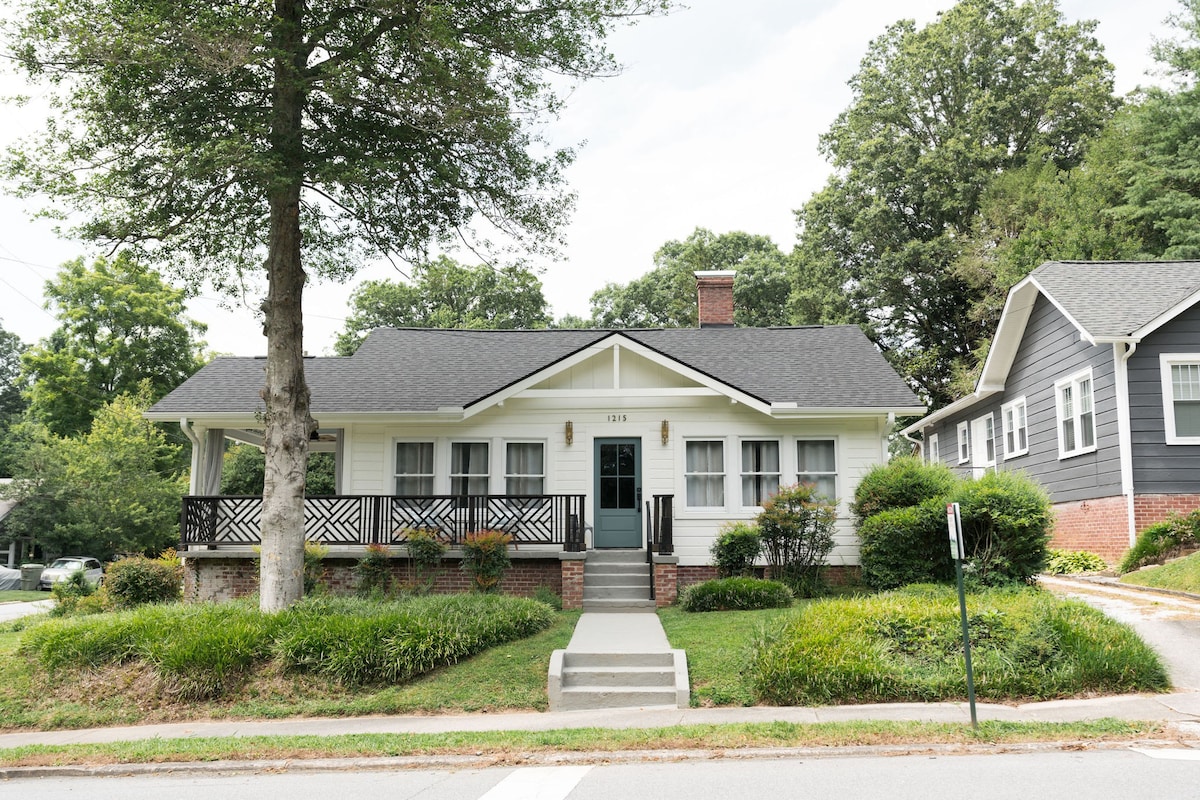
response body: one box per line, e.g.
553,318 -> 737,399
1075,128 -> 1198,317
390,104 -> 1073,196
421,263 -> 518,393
565,420 -> 573,445
661,420 -> 669,446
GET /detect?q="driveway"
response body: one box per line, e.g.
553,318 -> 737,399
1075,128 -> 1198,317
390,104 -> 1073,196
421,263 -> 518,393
1039,576 -> 1200,691
0,598 -> 53,623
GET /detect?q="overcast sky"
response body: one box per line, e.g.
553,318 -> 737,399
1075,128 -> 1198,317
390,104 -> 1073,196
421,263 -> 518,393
0,0 -> 1185,356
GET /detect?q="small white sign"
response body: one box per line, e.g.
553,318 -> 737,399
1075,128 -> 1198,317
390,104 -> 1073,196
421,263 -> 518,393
946,502 -> 963,561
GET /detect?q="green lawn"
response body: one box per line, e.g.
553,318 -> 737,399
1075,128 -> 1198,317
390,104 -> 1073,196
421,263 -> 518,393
1120,551 -> 1200,594
0,591 -> 48,603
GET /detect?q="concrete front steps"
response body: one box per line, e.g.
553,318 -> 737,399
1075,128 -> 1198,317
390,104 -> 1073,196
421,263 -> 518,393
549,650 -> 688,711
582,549 -> 655,612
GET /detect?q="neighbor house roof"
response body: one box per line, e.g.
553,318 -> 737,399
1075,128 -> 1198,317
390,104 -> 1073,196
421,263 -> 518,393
901,260 -> 1200,436
148,325 -> 922,419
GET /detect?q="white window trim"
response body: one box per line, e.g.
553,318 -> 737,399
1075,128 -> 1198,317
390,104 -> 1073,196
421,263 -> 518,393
956,421 -> 970,464
504,440 -> 547,495
795,437 -> 839,505
1160,353 -> 1200,444
971,413 -> 996,472
1055,367 -> 1097,459
739,437 -> 782,509
928,433 -> 940,464
1001,396 -> 1029,459
393,439 -> 436,496
683,437 -> 727,510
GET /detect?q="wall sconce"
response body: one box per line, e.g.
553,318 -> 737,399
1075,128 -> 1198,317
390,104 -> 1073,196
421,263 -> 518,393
565,420 -> 573,446
661,420 -> 670,446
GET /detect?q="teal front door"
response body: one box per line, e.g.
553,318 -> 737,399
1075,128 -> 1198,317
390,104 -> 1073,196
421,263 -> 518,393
594,438 -> 642,548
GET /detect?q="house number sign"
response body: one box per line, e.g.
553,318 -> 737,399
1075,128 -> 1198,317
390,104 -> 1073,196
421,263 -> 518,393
607,414 -> 627,422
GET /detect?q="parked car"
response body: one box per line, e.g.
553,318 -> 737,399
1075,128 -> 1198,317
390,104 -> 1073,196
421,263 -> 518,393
37,557 -> 104,590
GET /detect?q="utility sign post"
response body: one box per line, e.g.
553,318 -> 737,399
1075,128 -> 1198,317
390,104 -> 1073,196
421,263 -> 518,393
946,502 -> 978,729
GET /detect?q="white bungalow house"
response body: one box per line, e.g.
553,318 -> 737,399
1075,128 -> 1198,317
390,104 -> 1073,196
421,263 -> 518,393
148,272 -> 923,606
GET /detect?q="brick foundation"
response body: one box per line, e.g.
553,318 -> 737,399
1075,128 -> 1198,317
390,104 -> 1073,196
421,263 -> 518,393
653,560 -> 678,607
1133,494 -> 1200,532
560,556 -> 584,610
1049,496 -> 1129,564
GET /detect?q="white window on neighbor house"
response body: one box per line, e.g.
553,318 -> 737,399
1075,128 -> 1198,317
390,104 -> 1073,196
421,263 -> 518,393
956,421 -> 970,464
796,439 -> 837,503
1161,354 -> 1200,444
1002,397 -> 1029,458
973,413 -> 996,467
927,433 -> 940,464
740,439 -> 781,507
1056,368 -> 1096,458
394,441 -> 434,495
505,442 -> 545,495
685,439 -> 725,508
450,441 -> 489,496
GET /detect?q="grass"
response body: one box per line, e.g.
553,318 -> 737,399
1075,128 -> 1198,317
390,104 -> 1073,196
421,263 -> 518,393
1120,551 -> 1200,594
0,591 -> 47,603
0,719 -> 1167,768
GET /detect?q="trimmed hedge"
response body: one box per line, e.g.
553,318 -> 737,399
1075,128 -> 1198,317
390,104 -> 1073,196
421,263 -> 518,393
951,470 -> 1051,586
710,522 -> 761,578
679,577 -> 793,612
859,499 -> 953,590
851,456 -> 957,523
105,555 -> 183,607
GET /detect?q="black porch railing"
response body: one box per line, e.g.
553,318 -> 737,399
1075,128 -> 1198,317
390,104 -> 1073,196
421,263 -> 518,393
181,494 -> 587,550
647,494 -> 674,557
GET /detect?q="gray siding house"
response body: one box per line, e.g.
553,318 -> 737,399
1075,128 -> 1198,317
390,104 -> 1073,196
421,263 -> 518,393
903,260 -> 1200,562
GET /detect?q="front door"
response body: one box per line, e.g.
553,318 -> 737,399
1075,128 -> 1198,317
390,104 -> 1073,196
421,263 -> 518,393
594,438 -> 642,548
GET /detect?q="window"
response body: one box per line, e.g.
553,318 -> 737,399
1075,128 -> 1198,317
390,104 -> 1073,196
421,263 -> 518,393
741,440 -> 780,506
505,442 -> 544,495
450,442 -> 489,496
395,441 -> 434,495
957,421 -> 970,463
1161,355 -> 1200,443
685,440 -> 725,507
928,433 -> 940,464
796,439 -> 837,502
1002,397 -> 1029,458
972,413 -> 996,467
1056,369 -> 1096,457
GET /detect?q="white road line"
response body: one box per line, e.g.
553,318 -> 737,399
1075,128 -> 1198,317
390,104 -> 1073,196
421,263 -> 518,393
1132,748 -> 1200,761
478,766 -> 594,800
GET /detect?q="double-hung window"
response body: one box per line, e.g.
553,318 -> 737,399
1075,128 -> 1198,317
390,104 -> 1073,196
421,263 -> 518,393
740,440 -> 780,506
395,441 -> 434,495
796,439 -> 837,502
685,440 -> 725,507
450,442 -> 489,496
927,433 -> 940,464
1161,355 -> 1200,443
505,442 -> 544,495
1002,397 -> 1029,458
957,421 -> 970,464
1056,369 -> 1096,457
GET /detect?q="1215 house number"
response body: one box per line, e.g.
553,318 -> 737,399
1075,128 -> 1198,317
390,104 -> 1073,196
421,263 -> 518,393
607,414 -> 627,422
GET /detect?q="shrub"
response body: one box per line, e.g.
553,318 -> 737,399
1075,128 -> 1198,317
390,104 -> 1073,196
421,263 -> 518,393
851,456 -> 957,523
105,554 -> 183,607
403,528 -> 448,591
679,577 -> 793,612
951,470 -> 1051,586
1045,549 -> 1109,575
532,585 -> 563,610
355,543 -> 393,597
711,522 -> 761,577
1119,512 -> 1200,573
757,484 -> 836,597
461,529 -> 512,592
859,499 -> 955,590
49,570 -> 104,616
303,541 -> 328,594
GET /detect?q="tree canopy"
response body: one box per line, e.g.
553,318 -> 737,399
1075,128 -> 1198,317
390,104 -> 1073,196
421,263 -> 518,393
0,323 -> 28,477
19,254 -> 207,437
334,256 -> 551,355
795,0 -> 1116,407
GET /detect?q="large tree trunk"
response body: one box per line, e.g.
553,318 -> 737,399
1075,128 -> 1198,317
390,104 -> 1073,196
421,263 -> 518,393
259,0 -> 312,613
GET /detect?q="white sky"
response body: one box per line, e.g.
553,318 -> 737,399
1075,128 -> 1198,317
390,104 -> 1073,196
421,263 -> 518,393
0,0 -> 1184,356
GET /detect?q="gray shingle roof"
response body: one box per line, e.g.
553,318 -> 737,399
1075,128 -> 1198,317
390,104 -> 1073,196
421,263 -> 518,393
148,325 -> 921,417
1031,260 -> 1200,338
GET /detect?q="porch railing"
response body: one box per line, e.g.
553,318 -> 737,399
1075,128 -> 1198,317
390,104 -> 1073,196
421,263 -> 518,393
181,494 -> 587,550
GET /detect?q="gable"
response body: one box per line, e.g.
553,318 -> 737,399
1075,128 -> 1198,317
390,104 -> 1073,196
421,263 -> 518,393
532,342 -> 701,391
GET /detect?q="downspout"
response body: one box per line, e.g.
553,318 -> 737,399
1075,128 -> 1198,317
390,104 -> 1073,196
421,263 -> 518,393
1113,343 -> 1138,546
180,418 -> 203,496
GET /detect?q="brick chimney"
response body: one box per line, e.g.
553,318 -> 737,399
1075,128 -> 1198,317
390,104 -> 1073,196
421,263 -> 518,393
695,270 -> 736,328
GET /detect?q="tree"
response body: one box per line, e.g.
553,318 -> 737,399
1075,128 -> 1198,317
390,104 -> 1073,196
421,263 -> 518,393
19,254 -> 206,437
222,442 -> 337,496
334,256 -> 551,355
794,0 -> 1116,407
5,0 -> 668,611
588,228 -> 792,327
1,387 -> 184,561
0,323 -> 28,477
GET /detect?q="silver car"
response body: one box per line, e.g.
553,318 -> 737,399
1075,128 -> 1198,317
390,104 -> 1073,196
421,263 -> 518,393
37,557 -> 104,590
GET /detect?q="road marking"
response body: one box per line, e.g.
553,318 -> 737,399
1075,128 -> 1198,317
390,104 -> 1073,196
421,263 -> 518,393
1132,748 -> 1200,761
478,766 -> 594,800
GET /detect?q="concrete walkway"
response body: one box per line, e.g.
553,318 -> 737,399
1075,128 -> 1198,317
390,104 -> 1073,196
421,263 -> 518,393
564,611 -> 672,653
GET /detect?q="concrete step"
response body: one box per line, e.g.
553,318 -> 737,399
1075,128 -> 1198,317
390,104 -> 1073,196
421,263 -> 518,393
584,572 -> 651,588
564,651 -> 676,668
555,686 -> 678,711
581,598 -> 657,612
584,585 -> 652,601
562,665 -> 676,687
586,550 -> 647,564
585,562 -> 650,575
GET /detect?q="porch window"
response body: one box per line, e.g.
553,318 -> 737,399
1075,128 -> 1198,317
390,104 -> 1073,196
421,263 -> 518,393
1161,355 -> 1200,443
505,442 -> 544,495
395,441 -> 434,495
796,439 -> 837,502
1002,397 -> 1028,457
740,439 -> 780,506
1056,369 -> 1095,458
685,440 -> 725,507
957,421 -> 970,463
451,442 -> 489,496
